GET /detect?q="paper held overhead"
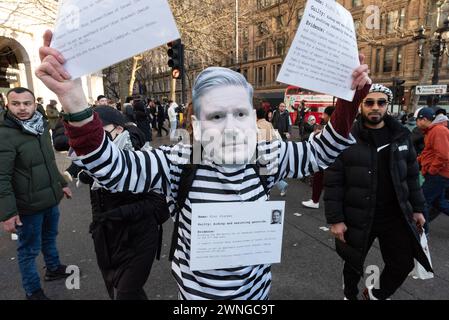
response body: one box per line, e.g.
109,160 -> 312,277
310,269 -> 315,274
276,0 -> 360,101
51,0 -> 180,79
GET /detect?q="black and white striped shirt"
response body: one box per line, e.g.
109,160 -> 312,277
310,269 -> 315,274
73,122 -> 354,300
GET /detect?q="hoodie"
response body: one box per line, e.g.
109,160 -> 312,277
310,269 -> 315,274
432,114 -> 449,127
418,121 -> 449,178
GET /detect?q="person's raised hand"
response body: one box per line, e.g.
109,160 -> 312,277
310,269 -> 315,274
351,54 -> 372,91
35,30 -> 87,113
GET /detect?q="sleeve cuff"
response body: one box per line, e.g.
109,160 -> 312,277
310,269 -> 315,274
64,113 -> 104,156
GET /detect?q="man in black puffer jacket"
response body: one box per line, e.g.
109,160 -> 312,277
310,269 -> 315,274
324,84 -> 432,300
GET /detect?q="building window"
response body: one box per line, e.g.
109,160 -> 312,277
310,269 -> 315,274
256,42 -> 267,60
271,64 -> 282,83
396,47 -> 402,71
255,66 -> 266,86
242,27 -> 249,41
383,48 -> 394,72
352,0 -> 362,8
257,0 -> 273,10
275,39 -> 285,56
276,15 -> 283,29
375,48 -> 381,73
399,8 -> 406,29
242,69 -> 248,81
380,13 -> 386,35
298,9 -> 304,24
354,20 -> 361,32
257,22 -> 269,36
387,11 -> 398,33
243,49 -> 249,62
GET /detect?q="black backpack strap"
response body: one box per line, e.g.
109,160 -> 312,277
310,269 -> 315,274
251,163 -> 270,197
251,145 -> 270,197
169,164 -> 198,261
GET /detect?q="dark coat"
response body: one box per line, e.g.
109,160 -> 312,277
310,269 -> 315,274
411,126 -> 425,156
52,118 -> 70,152
85,126 -> 169,299
156,104 -> 166,122
324,115 -> 432,273
123,104 -> 135,123
272,110 -> 290,140
133,102 -> 152,142
0,110 -> 67,221
302,122 -> 316,141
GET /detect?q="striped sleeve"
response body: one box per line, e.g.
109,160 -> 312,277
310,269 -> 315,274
70,132 -> 188,195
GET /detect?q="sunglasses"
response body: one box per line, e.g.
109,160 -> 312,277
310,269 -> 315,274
363,99 -> 388,107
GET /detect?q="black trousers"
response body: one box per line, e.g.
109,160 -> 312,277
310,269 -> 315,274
91,215 -> 159,300
343,215 -> 415,300
157,120 -> 169,136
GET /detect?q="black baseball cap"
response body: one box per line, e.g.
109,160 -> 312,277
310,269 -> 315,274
416,107 -> 436,121
94,106 -> 126,127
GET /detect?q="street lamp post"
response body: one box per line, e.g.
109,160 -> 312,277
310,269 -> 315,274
413,18 -> 449,108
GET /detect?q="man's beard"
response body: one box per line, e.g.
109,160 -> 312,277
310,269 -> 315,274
362,111 -> 386,125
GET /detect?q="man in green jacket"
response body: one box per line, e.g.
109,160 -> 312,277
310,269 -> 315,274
0,87 -> 72,300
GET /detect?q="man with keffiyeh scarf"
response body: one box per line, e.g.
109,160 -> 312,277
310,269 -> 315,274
0,87 -> 73,300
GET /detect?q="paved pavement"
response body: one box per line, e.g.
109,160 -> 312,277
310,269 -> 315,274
1,128 -> 448,300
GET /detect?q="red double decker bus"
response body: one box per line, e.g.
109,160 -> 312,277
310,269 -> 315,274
284,86 -> 335,124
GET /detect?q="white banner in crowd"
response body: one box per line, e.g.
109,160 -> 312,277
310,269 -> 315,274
277,0 -> 360,101
51,0 -> 180,79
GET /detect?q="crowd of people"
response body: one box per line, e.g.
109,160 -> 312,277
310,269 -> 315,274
0,29 -> 447,301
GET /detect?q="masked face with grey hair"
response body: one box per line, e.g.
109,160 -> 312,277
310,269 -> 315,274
191,67 -> 257,165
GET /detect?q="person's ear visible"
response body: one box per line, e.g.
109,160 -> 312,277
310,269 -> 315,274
191,115 -> 201,142
115,125 -> 124,135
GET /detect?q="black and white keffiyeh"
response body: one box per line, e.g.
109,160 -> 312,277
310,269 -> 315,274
369,84 -> 393,105
11,111 -> 45,136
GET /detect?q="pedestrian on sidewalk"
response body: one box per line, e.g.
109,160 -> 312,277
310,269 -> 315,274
77,106 -> 169,300
302,106 -> 335,209
0,87 -> 73,300
133,100 -> 152,142
123,96 -> 135,123
272,102 -> 291,196
256,107 -> 275,142
296,101 -> 306,140
272,102 -> 291,141
416,107 -> 449,229
324,84 -> 432,300
168,100 -> 178,140
45,99 -> 60,131
302,114 -> 317,141
156,100 -> 169,137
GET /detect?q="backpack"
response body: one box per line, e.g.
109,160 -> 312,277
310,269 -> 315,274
168,162 -> 270,261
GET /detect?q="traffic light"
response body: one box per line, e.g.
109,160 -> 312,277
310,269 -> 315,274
392,78 -> 405,104
167,39 -> 184,79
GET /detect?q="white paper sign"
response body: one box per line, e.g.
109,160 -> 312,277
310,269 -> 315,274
51,0 -> 180,79
277,0 -> 359,101
190,201 -> 285,271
